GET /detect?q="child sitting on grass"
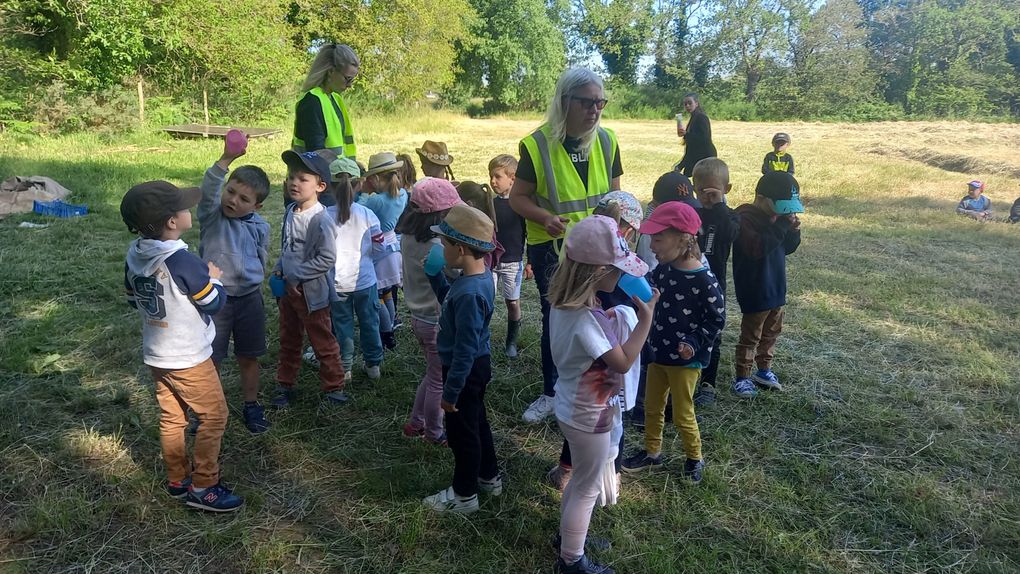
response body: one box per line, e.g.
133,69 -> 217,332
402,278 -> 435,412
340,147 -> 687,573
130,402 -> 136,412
421,204 -> 501,513
957,180 -> 993,221
197,132 -> 272,433
622,202 -> 724,484
272,150 -> 347,408
549,215 -> 656,573
731,171 -> 803,398
121,180 -> 243,512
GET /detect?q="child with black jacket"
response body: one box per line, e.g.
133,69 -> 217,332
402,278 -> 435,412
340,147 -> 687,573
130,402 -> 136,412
690,158 -> 740,406
731,171 -> 803,399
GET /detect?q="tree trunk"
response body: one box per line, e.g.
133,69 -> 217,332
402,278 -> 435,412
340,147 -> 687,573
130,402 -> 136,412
745,68 -> 762,101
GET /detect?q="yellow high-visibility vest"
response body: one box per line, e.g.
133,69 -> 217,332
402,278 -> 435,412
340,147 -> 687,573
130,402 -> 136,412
521,124 -> 618,244
292,87 -> 357,158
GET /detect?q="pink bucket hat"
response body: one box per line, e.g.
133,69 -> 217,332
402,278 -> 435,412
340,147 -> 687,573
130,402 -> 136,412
640,201 -> 701,236
565,215 -> 648,277
411,177 -> 463,213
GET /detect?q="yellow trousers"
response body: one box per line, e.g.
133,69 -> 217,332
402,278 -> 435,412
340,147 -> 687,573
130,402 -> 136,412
644,363 -> 702,460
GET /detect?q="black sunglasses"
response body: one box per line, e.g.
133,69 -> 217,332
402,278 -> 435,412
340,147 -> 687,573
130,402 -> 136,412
568,95 -> 608,110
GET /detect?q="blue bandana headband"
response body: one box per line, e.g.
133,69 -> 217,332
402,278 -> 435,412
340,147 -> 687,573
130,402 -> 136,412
437,220 -> 495,252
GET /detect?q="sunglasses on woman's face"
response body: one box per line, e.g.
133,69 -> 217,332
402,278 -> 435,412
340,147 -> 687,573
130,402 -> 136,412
568,95 -> 608,110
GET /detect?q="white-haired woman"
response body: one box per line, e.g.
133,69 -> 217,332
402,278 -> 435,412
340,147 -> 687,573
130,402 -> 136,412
286,44 -> 361,209
510,68 -> 622,427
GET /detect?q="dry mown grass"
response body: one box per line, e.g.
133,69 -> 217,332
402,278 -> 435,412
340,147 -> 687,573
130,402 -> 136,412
1,115 -> 1018,573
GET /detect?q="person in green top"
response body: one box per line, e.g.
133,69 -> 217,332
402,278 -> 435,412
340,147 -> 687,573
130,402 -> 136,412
288,44 -> 360,208
510,67 -> 623,426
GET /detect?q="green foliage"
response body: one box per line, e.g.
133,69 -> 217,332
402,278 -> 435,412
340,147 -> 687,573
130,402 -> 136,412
148,0 -> 306,121
574,0 -> 655,83
454,0 -> 566,110
293,0 -> 475,105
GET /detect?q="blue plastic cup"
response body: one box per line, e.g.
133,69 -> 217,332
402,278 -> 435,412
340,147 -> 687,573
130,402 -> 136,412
424,243 -> 446,276
269,275 -> 286,298
618,273 -> 653,302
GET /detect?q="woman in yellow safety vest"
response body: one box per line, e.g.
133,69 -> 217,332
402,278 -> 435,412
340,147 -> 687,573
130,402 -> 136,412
288,43 -> 360,207
510,67 -> 622,425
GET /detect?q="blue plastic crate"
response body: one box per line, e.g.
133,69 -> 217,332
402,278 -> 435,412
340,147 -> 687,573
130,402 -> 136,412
33,199 -> 88,218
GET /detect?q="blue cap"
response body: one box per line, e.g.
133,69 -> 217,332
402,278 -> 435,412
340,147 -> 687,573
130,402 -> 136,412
756,171 -> 803,214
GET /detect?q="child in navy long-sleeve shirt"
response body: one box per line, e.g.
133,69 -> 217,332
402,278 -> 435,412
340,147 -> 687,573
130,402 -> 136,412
731,171 -> 803,399
421,204 -> 500,514
121,180 -> 243,513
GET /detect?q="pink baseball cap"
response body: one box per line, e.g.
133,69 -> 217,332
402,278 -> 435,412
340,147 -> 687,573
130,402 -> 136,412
565,215 -> 648,277
640,201 -> 701,236
411,177 -> 463,214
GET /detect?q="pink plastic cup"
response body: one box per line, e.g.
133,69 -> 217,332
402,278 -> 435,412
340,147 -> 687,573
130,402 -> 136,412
225,129 -> 248,156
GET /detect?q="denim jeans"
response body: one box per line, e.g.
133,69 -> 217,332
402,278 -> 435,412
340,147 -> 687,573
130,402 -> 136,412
527,240 -> 561,396
330,285 -> 384,371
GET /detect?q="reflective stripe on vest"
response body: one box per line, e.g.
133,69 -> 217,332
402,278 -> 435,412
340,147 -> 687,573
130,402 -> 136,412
522,125 -> 617,244
292,87 -> 357,158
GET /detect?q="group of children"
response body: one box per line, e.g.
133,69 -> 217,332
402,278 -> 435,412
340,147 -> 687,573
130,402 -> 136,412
119,130 -> 803,573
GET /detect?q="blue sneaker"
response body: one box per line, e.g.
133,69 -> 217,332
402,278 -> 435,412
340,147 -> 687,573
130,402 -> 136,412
271,386 -> 295,409
322,390 -> 349,404
682,458 -> 705,484
166,476 -> 192,498
243,402 -> 271,433
752,369 -> 782,390
185,482 -> 244,513
732,377 -> 759,399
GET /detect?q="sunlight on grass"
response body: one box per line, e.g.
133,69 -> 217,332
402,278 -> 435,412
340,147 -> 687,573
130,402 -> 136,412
62,426 -> 140,482
1,117 -> 1018,572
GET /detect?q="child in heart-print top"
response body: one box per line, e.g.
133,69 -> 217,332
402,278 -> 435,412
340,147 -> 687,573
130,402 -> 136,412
621,201 -> 725,483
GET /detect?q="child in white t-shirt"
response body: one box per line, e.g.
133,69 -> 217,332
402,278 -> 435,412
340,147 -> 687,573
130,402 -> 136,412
548,215 -> 658,574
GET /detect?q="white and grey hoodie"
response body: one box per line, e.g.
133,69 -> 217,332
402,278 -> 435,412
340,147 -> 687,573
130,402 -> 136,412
124,238 -> 225,369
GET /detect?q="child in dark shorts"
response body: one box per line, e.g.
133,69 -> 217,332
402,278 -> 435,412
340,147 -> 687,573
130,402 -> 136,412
198,134 -> 272,433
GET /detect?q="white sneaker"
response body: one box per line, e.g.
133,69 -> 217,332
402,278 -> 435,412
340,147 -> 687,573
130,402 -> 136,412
478,475 -> 503,496
422,486 -> 479,513
365,365 -> 381,380
343,371 -> 353,385
522,394 -> 555,424
302,346 -> 320,369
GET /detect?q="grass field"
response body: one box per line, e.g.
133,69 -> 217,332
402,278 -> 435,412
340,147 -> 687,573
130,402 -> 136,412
1,113 -> 1019,573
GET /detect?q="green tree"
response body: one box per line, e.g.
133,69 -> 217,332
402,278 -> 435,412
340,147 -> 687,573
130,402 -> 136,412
574,0 -> 655,82
871,0 -> 1020,116
787,0 -> 878,116
710,0 -> 789,101
291,0 -> 475,105
149,0 -> 305,120
455,0 -> 566,110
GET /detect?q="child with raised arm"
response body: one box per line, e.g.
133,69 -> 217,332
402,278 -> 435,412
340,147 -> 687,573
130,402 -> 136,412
121,181 -> 243,512
197,133 -> 272,433
548,215 -> 656,574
